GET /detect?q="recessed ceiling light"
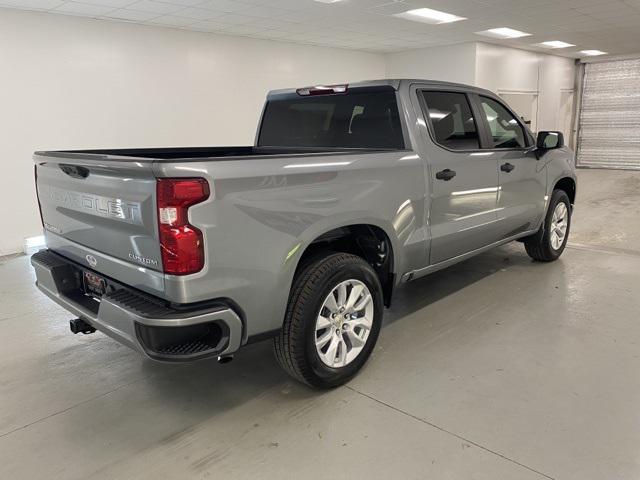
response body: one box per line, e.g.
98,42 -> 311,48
581,49 -> 607,56
313,0 -> 343,3
475,28 -> 531,39
394,8 -> 466,25
538,40 -> 575,49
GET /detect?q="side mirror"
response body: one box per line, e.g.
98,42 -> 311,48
536,131 -> 564,150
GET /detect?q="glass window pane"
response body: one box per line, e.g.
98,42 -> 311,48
421,91 -> 480,150
480,97 -> 527,149
258,90 -> 404,149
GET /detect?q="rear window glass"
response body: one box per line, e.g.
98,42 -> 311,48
258,90 -> 405,149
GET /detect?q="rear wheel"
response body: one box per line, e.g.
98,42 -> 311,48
273,252 -> 383,388
524,189 -> 572,262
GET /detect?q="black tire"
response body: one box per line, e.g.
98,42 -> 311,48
273,252 -> 384,389
524,189 -> 572,262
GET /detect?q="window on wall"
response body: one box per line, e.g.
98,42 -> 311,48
421,91 -> 480,150
479,96 -> 527,149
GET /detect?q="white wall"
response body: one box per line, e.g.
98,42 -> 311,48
386,41 -> 576,140
474,42 -> 576,132
0,10 -> 577,256
0,8 -> 386,256
385,43 -> 477,85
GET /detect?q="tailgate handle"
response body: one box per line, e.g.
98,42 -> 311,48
60,164 -> 90,179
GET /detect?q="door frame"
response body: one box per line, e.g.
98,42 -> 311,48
413,86 -> 491,152
467,93 -> 536,152
409,85 -> 504,265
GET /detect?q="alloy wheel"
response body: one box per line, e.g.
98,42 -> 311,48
314,279 -> 374,368
550,202 -> 569,250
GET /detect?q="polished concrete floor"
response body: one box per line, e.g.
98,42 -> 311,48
1,168 -> 640,480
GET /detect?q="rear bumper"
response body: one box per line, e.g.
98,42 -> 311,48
31,250 -> 243,361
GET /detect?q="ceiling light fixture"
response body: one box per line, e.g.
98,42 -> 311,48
580,49 -> 607,56
538,40 -> 575,49
394,8 -> 466,25
313,0 -> 344,3
475,27 -> 531,39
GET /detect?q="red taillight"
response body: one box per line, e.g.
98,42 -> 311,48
157,178 -> 210,275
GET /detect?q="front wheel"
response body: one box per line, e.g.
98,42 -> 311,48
524,189 -> 572,262
273,253 -> 383,389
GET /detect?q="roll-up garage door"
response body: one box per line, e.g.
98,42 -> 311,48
577,58 -> 640,169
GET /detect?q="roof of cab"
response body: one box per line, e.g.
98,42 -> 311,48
267,78 -> 495,99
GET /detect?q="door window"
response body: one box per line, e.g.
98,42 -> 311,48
479,96 -> 527,149
421,91 -> 480,150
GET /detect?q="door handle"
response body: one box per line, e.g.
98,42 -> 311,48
500,162 -> 515,173
435,169 -> 456,181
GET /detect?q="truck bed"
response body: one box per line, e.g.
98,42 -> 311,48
37,146 -> 389,161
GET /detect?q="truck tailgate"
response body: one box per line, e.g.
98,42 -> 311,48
35,152 -> 165,296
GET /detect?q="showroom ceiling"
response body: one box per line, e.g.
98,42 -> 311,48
2,0 -> 639,57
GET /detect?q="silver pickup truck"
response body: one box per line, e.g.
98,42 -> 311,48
32,79 -> 576,388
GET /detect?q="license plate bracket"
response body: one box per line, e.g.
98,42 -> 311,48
83,271 -> 107,298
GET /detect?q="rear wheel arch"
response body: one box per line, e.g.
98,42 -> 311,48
294,224 -> 396,307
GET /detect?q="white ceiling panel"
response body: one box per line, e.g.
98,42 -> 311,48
198,0 -> 253,12
1,0 -> 63,9
103,8 -> 159,20
190,18 -> 231,29
126,0 -> 184,14
53,1 -> 113,15
1,0 -> 639,57
73,0 -> 139,7
177,6 -> 226,19
149,14 -> 196,25
152,0 -> 203,5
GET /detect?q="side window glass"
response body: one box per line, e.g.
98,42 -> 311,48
479,97 -> 527,149
421,91 -> 480,150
